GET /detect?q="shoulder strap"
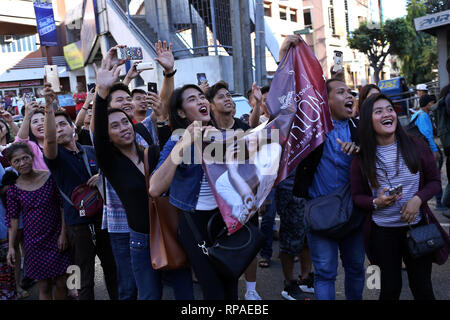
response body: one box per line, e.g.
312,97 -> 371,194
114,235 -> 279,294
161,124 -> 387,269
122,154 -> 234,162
58,187 -> 74,206
80,146 -> 93,177
184,213 -> 207,247
144,147 -> 150,196
135,123 -> 154,146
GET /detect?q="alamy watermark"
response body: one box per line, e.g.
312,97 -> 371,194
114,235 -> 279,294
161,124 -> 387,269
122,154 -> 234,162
366,265 -> 381,290
66,265 -> 81,290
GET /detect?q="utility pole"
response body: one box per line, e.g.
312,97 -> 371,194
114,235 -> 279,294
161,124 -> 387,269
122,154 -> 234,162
240,0 -> 253,93
230,0 -> 244,94
254,0 -> 266,86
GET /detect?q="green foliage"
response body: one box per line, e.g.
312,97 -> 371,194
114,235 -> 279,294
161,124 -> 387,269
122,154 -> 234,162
400,0 -> 438,85
348,18 -> 412,83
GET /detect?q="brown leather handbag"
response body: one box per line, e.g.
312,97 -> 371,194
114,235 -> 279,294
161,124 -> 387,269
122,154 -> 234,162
144,148 -> 189,270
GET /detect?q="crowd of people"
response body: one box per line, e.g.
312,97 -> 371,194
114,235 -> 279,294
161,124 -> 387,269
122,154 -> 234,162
0,35 -> 450,301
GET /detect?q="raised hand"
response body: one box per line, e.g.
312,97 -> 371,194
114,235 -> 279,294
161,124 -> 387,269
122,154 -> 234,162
252,82 -> 262,104
154,40 -> 174,72
42,83 -> 57,108
106,45 -> 127,69
0,109 -> 13,124
125,61 -> 143,81
199,81 -> 209,94
279,34 -> 302,60
94,56 -> 122,99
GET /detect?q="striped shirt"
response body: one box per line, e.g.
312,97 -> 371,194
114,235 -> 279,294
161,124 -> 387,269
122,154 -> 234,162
371,142 -> 421,227
195,173 -> 218,211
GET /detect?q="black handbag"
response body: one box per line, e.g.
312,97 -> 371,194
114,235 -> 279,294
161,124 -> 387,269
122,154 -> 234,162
407,223 -> 445,259
305,183 -> 365,239
184,212 -> 265,279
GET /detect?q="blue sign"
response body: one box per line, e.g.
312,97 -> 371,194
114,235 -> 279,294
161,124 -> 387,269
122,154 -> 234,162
33,0 -> 58,46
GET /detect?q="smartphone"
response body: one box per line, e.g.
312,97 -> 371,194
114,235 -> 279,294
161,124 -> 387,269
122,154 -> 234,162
333,51 -> 343,73
87,83 -> 96,92
196,73 -> 207,85
147,82 -> 157,94
388,184 -> 403,196
117,47 -> 143,60
44,65 -> 61,92
136,61 -> 155,71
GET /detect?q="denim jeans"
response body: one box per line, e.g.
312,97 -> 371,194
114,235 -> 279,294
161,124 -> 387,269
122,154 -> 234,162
259,189 -> 276,260
129,229 -> 194,300
306,227 -> 365,300
109,232 -> 137,300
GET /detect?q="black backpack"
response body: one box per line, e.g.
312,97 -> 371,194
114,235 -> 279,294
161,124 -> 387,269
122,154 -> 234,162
432,97 -> 450,150
404,113 -> 427,142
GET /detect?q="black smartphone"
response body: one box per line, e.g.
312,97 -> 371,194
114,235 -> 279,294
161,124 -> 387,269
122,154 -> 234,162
147,82 -> 157,94
196,73 -> 207,85
87,83 -> 96,92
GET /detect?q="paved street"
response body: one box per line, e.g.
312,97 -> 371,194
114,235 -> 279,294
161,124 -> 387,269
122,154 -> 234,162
24,168 -> 450,301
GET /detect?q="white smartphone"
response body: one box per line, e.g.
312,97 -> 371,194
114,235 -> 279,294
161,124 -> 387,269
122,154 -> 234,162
136,61 -> 155,71
44,65 -> 61,92
333,51 -> 343,73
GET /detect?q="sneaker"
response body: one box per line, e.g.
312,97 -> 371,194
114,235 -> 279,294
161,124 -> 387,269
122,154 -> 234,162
298,272 -> 315,294
281,281 -> 310,300
245,290 -> 262,300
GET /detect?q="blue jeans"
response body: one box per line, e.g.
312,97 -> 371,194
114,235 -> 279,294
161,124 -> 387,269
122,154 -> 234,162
109,232 -> 138,300
259,189 -> 276,260
306,227 -> 365,300
129,229 -> 194,300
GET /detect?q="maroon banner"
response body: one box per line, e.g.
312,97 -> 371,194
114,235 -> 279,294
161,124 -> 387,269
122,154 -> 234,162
203,38 -> 333,234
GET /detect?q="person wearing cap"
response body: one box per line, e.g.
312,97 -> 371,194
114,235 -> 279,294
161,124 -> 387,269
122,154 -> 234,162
411,94 -> 440,163
416,84 -> 428,98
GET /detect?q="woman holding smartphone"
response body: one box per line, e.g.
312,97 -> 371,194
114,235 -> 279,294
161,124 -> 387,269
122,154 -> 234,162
350,93 -> 450,300
93,48 -> 193,300
149,84 -> 241,300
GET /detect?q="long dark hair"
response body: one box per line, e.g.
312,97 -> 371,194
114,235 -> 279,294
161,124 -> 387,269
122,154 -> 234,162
0,119 -> 13,144
358,84 -> 380,111
169,84 -> 213,131
106,108 -> 144,164
358,93 -> 420,188
28,110 -> 45,146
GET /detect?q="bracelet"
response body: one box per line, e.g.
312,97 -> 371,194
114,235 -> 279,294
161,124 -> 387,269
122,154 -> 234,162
163,69 -> 177,78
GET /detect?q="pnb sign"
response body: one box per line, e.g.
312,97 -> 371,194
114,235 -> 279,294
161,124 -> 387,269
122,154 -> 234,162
414,10 -> 450,32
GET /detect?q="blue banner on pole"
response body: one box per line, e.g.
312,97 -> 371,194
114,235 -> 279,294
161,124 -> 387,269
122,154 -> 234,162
33,0 -> 58,47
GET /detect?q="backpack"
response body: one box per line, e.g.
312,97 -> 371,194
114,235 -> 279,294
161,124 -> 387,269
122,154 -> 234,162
405,112 -> 427,143
432,97 -> 450,150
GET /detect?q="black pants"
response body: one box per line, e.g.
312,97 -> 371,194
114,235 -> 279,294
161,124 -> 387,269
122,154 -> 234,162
66,220 -> 118,300
369,220 -> 435,300
178,210 -> 238,300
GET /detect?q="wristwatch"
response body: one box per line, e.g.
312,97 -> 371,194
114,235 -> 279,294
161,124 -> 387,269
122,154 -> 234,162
163,69 -> 177,78
372,198 -> 378,211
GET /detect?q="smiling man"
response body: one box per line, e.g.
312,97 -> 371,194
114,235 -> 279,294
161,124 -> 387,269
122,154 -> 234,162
293,78 -> 365,300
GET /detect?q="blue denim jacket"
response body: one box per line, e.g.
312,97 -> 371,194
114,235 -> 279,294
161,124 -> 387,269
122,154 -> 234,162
155,135 -> 204,212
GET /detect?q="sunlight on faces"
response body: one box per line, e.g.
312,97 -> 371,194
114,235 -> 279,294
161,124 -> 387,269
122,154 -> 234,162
178,88 -> 211,124
55,115 -> 75,146
10,149 -> 33,175
132,93 -> 148,113
328,81 -> 354,120
211,88 -> 234,115
30,112 -> 45,140
108,112 -> 135,148
372,99 -> 397,138
110,90 -> 134,119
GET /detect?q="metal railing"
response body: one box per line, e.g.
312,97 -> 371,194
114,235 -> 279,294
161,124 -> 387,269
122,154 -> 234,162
115,0 -> 232,57
108,0 -> 157,56
10,56 -> 68,69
